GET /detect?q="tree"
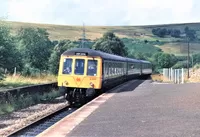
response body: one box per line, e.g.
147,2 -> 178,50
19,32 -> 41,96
192,53 -> 200,65
17,27 -> 53,74
152,28 -> 168,37
152,28 -> 181,38
172,61 -> 190,69
167,29 -> 172,35
92,32 -> 128,56
144,39 -> 148,43
171,29 -> 181,38
153,53 -> 177,69
48,40 -> 78,74
134,52 -> 146,60
159,28 -> 167,37
0,24 -> 22,77
185,26 -> 196,41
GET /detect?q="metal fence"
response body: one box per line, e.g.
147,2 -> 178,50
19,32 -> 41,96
162,68 -> 186,84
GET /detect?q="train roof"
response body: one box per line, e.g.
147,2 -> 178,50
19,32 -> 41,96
62,48 -> 151,63
139,60 -> 151,64
126,58 -> 141,62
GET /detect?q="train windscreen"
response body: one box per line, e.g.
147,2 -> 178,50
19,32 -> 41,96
75,59 -> 85,75
87,60 -> 97,76
63,58 -> 72,74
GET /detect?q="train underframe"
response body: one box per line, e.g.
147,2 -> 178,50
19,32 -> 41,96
59,74 -> 151,107
59,87 -> 97,107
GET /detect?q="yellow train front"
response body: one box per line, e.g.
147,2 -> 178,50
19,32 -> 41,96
58,48 -> 103,105
58,48 -> 152,106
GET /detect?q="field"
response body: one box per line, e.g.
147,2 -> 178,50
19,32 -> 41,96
155,42 -> 200,56
3,21 -> 153,41
3,21 -> 200,40
0,75 -> 57,91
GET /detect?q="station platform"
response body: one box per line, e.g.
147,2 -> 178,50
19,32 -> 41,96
39,80 -> 200,137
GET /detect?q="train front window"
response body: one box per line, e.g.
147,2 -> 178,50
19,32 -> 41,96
75,59 -> 85,75
63,58 -> 72,74
87,60 -> 97,76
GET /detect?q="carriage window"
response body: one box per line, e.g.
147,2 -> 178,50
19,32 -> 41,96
75,59 -> 85,75
87,60 -> 97,76
63,58 -> 72,74
106,62 -> 109,76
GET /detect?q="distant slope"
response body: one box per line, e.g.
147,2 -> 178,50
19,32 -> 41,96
2,21 -> 200,55
156,42 -> 200,56
3,21 -> 154,41
3,21 -> 200,40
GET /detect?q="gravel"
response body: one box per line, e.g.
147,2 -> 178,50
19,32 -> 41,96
0,97 -> 68,137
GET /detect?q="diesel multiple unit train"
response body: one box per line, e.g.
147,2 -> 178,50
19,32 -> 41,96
58,48 -> 152,105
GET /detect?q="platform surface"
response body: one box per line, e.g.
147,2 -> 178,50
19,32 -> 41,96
67,80 -> 200,137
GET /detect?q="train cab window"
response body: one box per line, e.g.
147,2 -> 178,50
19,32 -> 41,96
63,58 -> 72,74
87,60 -> 97,76
75,59 -> 85,75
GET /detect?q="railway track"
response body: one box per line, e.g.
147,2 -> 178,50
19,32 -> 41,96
6,96 -> 97,136
7,79 -> 142,137
7,105 -> 76,137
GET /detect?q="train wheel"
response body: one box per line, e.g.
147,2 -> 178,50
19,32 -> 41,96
73,89 -> 86,107
65,90 -> 73,106
80,90 -> 86,105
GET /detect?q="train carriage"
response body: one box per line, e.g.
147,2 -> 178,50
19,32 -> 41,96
58,48 -> 152,106
140,60 -> 153,75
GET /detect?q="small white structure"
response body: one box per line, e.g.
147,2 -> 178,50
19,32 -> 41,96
163,68 -> 185,84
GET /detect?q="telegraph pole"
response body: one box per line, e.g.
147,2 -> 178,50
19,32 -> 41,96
187,37 -> 190,78
80,23 -> 86,48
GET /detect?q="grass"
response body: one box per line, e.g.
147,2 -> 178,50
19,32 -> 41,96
122,38 -> 163,54
0,89 -> 61,115
151,74 -> 163,82
0,74 -> 57,91
185,67 -> 200,83
0,73 -> 59,115
156,42 -> 200,56
151,74 -> 174,83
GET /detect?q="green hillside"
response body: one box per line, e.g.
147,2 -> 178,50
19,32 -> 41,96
2,21 -> 200,55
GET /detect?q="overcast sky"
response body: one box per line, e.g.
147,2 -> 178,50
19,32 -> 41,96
0,0 -> 200,26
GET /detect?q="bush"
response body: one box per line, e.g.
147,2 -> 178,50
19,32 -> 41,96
152,28 -> 181,38
144,39 -> 148,43
172,61 -> 190,69
0,68 -> 5,81
0,89 -> 61,115
194,63 -> 200,69
22,64 -> 41,77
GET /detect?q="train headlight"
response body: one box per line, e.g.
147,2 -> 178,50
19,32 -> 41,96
90,82 -> 94,88
64,81 -> 68,85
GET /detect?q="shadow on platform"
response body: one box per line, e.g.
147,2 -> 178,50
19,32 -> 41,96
111,76 -> 152,93
117,80 -> 145,93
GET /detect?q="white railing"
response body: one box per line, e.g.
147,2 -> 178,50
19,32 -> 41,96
162,68 -> 186,84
